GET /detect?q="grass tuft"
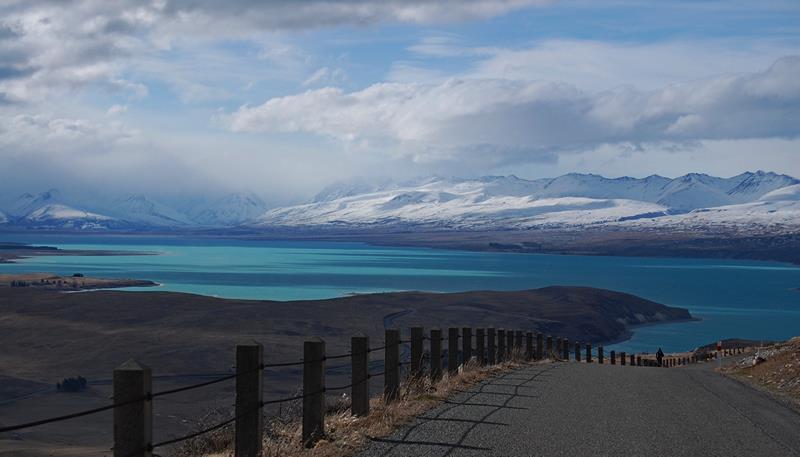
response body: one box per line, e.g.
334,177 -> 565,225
171,353 -> 536,457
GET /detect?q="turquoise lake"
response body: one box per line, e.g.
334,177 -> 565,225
2,234 -> 799,354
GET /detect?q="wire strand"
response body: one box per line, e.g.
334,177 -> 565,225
151,373 -> 237,398
0,395 -> 147,433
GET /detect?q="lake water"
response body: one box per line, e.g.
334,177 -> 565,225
2,234 -> 799,353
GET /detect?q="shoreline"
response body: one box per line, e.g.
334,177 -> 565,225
601,316 -> 702,348
0,242 -> 157,265
0,273 -> 158,291
2,229 -> 799,265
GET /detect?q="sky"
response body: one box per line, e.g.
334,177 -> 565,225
1,0 -> 799,204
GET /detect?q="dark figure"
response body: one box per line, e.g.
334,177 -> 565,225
656,348 -> 664,367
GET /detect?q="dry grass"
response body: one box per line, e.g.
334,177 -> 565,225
722,337 -> 800,407
171,350 -> 537,457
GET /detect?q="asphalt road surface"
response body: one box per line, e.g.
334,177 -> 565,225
359,361 -> 800,457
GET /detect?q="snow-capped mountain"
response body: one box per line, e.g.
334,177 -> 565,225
253,171 -> 799,231
20,204 -> 120,230
189,192 -> 268,226
0,189 -> 120,229
107,194 -> 193,227
1,172 -> 796,232
612,184 -> 800,233
11,189 -> 63,217
0,188 -> 274,230
759,183 -> 800,202
256,186 -> 669,229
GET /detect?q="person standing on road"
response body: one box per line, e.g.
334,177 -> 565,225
656,348 -> 664,367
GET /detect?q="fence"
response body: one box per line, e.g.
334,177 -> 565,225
0,326 -> 735,456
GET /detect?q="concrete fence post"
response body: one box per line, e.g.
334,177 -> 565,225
586,343 -> 592,363
303,338 -> 325,448
562,338 -> 570,361
515,331 -> 523,353
498,329 -> 506,363
575,341 -> 581,362
488,328 -> 497,365
506,331 -> 514,359
598,346 -> 604,364
385,329 -> 400,402
556,338 -> 563,359
610,350 -> 616,365
620,351 -> 626,366
546,335 -> 553,359
430,328 -> 442,381
462,327 -> 473,363
410,327 -> 424,377
526,332 -> 533,360
113,360 -> 152,457
235,343 -> 263,457
637,356 -> 642,366
476,328 -> 486,365
630,354 -> 635,366
351,334 -> 369,417
536,333 -> 544,360
448,327 -> 459,372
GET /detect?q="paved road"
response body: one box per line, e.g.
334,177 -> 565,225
359,361 -> 800,457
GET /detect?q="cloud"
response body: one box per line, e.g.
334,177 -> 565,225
106,104 -> 127,115
302,66 -> 347,87
156,0 -> 553,30
0,113 -> 139,156
407,37 -> 799,91
0,1 -> 548,105
226,56 -> 800,165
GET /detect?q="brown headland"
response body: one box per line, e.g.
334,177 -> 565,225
0,284 -> 690,456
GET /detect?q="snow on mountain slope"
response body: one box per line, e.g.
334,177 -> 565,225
613,199 -> 800,233
19,204 -> 119,229
25,204 -> 113,222
3,172 -> 795,231
109,194 -> 193,226
307,171 -> 797,215
256,183 -> 670,229
727,171 -> 799,202
190,192 -> 268,226
757,183 -> 800,202
254,172 -> 799,231
11,189 -> 63,217
654,174 -> 736,210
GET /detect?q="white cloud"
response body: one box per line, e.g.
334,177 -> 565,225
226,56 -> 800,165
0,113 -> 139,156
418,38 -> 798,91
302,66 -> 347,87
106,104 -> 128,115
0,1 -> 547,105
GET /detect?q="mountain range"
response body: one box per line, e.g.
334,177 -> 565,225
0,171 -> 798,233
255,171 -> 800,232
0,189 -> 268,230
